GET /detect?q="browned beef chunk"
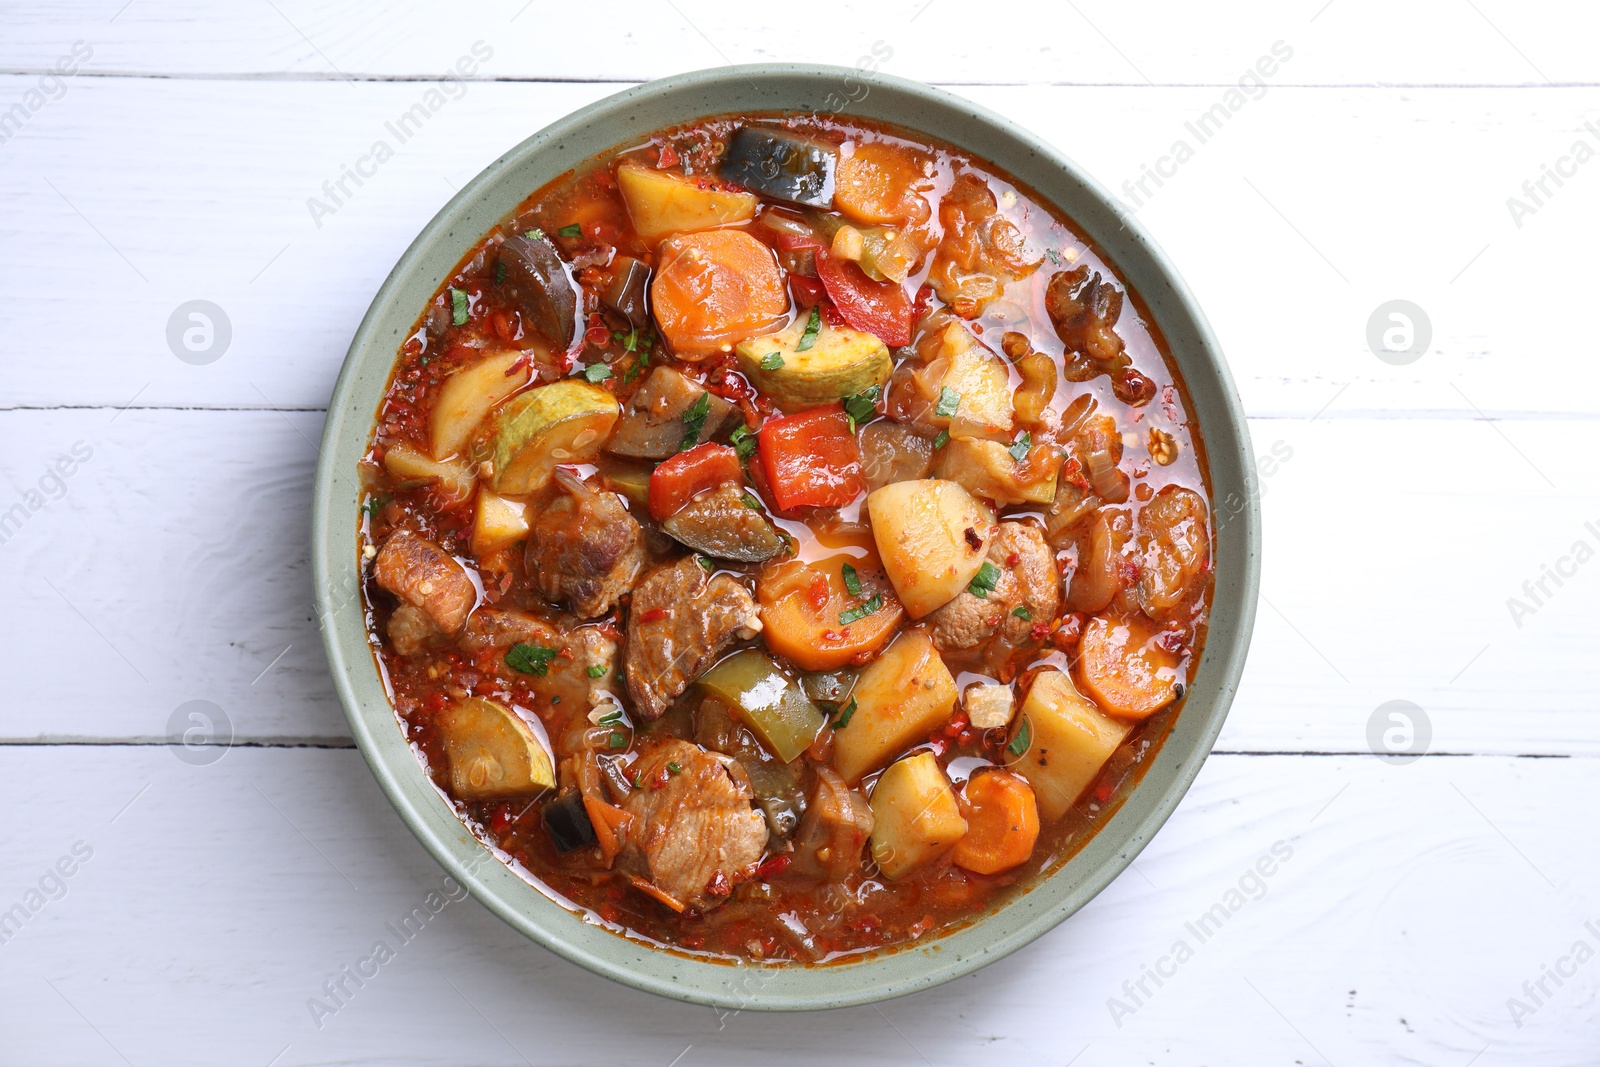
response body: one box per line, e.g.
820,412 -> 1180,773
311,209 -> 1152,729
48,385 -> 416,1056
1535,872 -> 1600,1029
621,740 -> 767,909
625,556 -> 762,720
929,521 -> 1057,654
374,529 -> 476,634
525,469 -> 645,619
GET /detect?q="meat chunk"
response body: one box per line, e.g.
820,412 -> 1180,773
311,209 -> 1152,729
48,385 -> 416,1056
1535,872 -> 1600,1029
525,469 -> 645,619
621,740 -> 767,909
374,529 -> 476,634
625,556 -> 762,720
462,607 -> 618,706
386,603 -> 446,657
792,767 -> 874,881
929,521 -> 1058,655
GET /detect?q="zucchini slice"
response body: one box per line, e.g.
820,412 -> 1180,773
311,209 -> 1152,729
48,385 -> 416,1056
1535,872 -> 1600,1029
735,318 -> 891,411
437,697 -> 555,801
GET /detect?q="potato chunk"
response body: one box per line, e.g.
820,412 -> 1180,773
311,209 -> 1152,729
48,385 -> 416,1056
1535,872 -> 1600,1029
1009,669 -> 1131,821
867,479 -> 996,619
617,163 -> 758,241
832,629 -> 957,784
869,752 -> 967,879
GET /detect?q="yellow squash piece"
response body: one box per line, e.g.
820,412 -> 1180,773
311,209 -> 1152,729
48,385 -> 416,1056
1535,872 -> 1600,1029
617,163 -> 759,241
866,478 -> 996,619
1008,669 -> 1132,821
469,486 -> 530,557
832,629 -> 957,784
491,381 -> 618,495
869,752 -> 968,879
735,318 -> 892,411
430,350 -> 532,460
437,697 -> 556,801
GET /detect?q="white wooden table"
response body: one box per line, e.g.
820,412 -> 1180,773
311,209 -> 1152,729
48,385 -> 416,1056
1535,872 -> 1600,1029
2,3 -> 1597,1063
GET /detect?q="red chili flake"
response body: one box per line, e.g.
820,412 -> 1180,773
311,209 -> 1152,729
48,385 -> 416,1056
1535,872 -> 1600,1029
488,802 -> 513,835
657,143 -> 680,169
504,353 -> 531,377
637,607 -> 668,624
1030,621 -> 1052,642
705,870 -> 732,898
1092,777 -> 1116,804
1118,559 -> 1142,583
681,934 -> 706,950
490,308 -> 520,345
820,630 -> 844,644
963,527 -> 983,551
912,283 -> 934,323
1155,629 -> 1188,655
755,853 -> 792,880
1006,553 -> 1020,567
806,573 -> 831,610
423,690 -> 447,713
1063,456 -> 1092,492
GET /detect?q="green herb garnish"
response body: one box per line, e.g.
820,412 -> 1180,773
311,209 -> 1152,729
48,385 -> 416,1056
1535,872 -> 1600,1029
839,594 -> 883,626
1006,715 -> 1031,757
504,643 -> 557,676
932,429 -> 950,450
494,262 -> 507,286
967,561 -> 1001,599
795,306 -> 822,352
584,361 -> 613,383
1008,431 -> 1032,462
831,697 -> 858,730
608,731 -> 627,749
760,351 -> 785,370
449,287 -> 469,326
697,555 -> 716,572
842,562 -> 862,597
842,385 -> 881,432
586,664 -> 607,679
557,223 -> 582,238
729,423 -> 757,461
667,760 -> 683,776
623,326 -> 639,352
597,709 -> 622,725
679,392 -> 711,451
741,490 -> 764,511
360,494 -> 389,519
935,386 -> 960,419
1012,605 -> 1032,620
525,227 -> 544,240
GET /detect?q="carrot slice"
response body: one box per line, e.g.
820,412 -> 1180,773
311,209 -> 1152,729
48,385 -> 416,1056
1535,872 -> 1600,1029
1076,613 -> 1183,720
650,230 -> 788,356
835,142 -> 934,226
951,769 -> 1039,875
582,795 -> 635,868
756,554 -> 903,671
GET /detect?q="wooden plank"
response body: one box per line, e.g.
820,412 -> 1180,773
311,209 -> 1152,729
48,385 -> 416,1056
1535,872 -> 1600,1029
2,77 -> 1599,414
1,407 -> 1594,753
1,0 -> 1594,86
0,746 -> 1592,1064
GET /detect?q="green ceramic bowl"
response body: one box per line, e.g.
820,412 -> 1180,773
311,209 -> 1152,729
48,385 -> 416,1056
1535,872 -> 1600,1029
312,64 -> 1260,1011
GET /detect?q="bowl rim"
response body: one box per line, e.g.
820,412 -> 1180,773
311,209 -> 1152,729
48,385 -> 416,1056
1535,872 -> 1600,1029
312,62 -> 1260,1012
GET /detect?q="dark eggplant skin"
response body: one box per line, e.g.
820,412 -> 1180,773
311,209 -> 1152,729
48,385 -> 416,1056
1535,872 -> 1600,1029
720,127 -> 838,209
603,255 -> 651,331
497,234 -> 577,348
541,791 -> 597,854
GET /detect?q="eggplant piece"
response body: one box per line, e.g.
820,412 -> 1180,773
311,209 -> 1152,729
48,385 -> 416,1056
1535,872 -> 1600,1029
659,483 -> 786,563
720,127 -> 838,209
541,791 -> 596,854
606,365 -> 737,459
603,255 -> 651,331
497,234 -> 577,348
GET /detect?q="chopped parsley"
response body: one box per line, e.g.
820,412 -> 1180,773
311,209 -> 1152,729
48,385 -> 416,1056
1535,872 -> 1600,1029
729,423 -> 757,461
741,490 -> 764,511
841,562 -> 862,597
504,643 -> 557,676
1008,431 -> 1032,462
842,385 -> 881,432
449,287 -> 469,326
1012,605 -> 1032,620
666,760 -> 683,776
1006,715 -> 1031,757
967,560 -> 1002,599
583,361 -> 613,383
932,429 -> 950,450
608,731 -> 627,749
359,494 -> 388,519
524,227 -> 545,240
556,223 -> 582,238
623,326 -> 639,352
795,306 -> 822,352
621,358 -> 644,385
1043,248 -> 1063,266
935,386 -> 960,418
697,555 -> 716,572
760,351 -> 785,370
830,697 -> 858,730
679,392 -> 711,451
494,261 -> 507,286
839,594 -> 883,626
586,664 -> 607,678
597,708 -> 623,725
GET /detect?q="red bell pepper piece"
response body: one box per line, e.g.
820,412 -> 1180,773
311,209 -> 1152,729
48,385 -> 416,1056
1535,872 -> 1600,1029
816,249 -> 916,348
647,443 -> 742,521
758,407 -> 864,511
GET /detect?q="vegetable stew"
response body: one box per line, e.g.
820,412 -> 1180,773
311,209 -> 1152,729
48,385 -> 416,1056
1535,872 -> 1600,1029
359,114 -> 1213,963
